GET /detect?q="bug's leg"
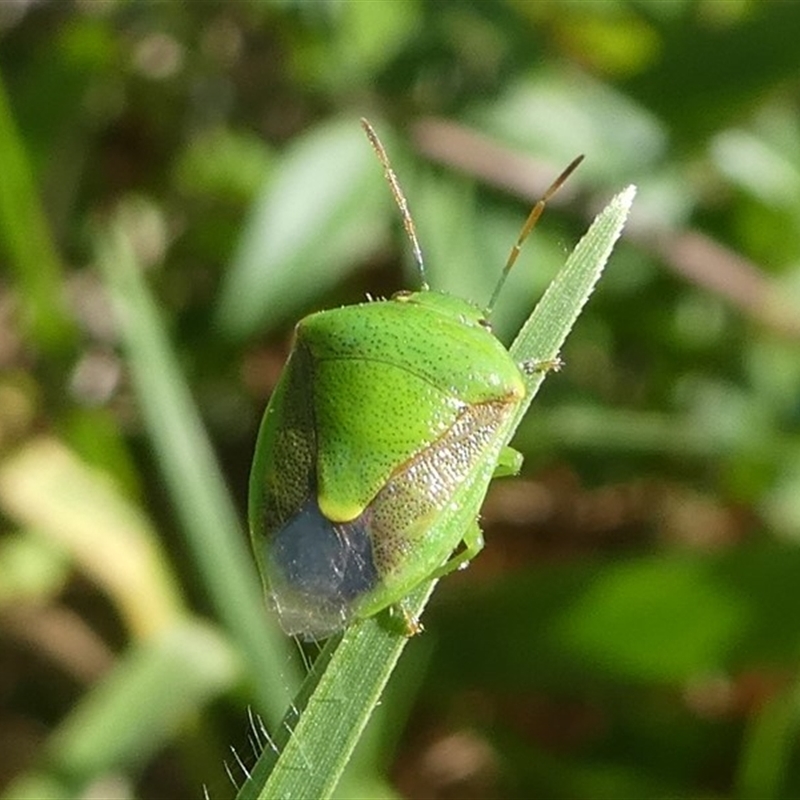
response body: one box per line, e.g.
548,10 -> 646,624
520,355 -> 564,376
386,600 -> 424,637
430,521 -> 485,579
493,445 -> 523,478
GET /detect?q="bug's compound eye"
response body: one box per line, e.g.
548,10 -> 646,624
391,290 -> 414,302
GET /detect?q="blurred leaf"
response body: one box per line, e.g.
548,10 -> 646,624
472,72 -> 666,185
737,680 -> 800,800
515,403 -> 757,459
624,2 -> 800,142
0,437 -> 184,638
173,128 -> 273,203
762,455 -> 800,540
431,542 -> 800,688
0,532 -> 69,607
501,731 -> 682,800
552,7 -> 662,78
3,621 -> 239,800
316,0 -> 419,91
712,126 -> 800,210
216,116 -> 392,339
0,71 -> 74,353
95,208 -> 299,723
556,558 -> 749,681
58,408 -> 143,499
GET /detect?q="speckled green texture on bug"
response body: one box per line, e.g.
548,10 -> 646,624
248,120 -> 581,641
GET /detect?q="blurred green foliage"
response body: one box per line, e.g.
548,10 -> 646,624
2,1 -> 800,798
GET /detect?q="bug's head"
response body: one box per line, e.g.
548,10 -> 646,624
392,288 -> 491,331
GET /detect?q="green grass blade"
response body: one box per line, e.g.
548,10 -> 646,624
237,582 -> 433,800
510,184 -> 638,412
236,185 -> 636,800
736,678 -> 800,800
0,71 -> 74,354
94,212 -> 299,723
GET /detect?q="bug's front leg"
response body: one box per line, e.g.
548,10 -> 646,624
520,355 -> 563,376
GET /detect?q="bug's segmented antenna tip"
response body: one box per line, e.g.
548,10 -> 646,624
486,153 -> 585,314
361,118 -> 426,285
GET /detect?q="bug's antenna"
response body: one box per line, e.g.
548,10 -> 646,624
361,118 -> 427,289
486,154 -> 585,315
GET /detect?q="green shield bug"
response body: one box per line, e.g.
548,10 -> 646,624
249,119 -> 582,640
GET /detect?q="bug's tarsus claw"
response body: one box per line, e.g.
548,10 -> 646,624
521,356 -> 564,376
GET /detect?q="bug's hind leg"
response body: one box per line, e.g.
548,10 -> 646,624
430,521 -> 485,580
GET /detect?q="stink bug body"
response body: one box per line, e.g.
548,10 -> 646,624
249,120 -> 581,640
